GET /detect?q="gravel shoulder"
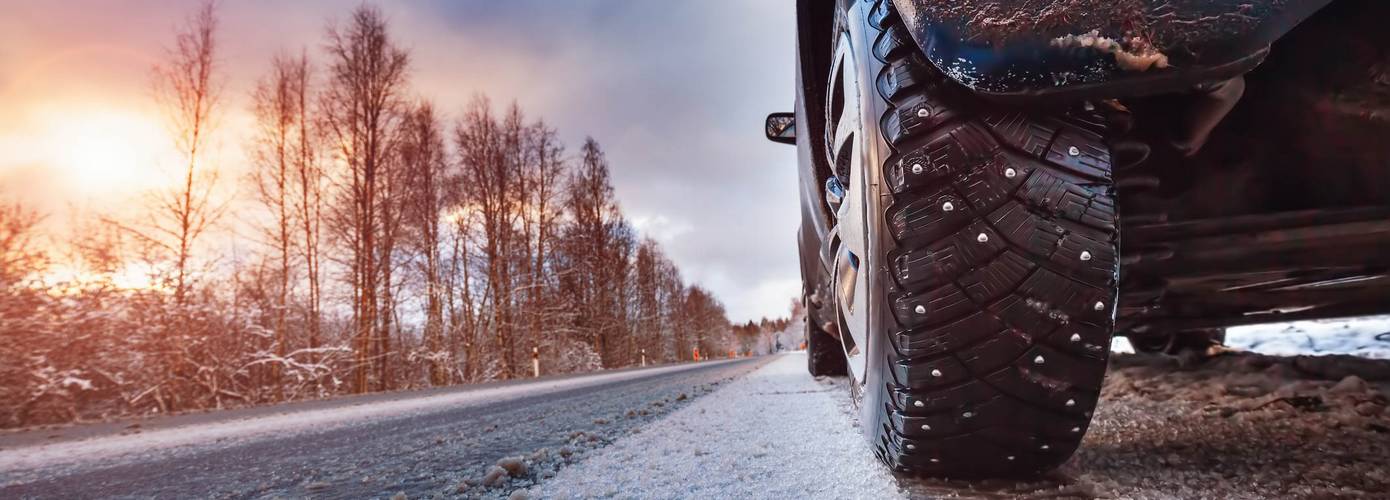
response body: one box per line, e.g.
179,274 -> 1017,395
899,351 -> 1390,499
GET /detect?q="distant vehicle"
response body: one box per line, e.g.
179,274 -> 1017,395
766,0 -> 1386,477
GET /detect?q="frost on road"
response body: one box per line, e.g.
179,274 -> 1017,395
540,352 -> 905,499
0,359 -> 765,498
0,362 -> 720,479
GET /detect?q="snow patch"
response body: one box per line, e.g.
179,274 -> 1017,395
1227,316 -> 1390,359
538,353 -> 904,499
1113,316 -> 1390,358
1051,31 -> 1170,72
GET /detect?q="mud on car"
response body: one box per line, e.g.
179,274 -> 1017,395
765,0 -> 1389,477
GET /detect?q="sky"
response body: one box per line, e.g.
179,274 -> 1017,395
0,0 -> 802,322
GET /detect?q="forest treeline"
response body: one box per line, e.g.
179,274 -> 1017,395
0,3 -> 790,428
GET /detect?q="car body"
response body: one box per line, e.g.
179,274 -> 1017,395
769,0 -> 1390,476
780,0 -> 1390,354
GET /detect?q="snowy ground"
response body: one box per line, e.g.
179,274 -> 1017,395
1227,315 -> 1390,359
1112,315 -> 1390,358
538,352 -> 903,499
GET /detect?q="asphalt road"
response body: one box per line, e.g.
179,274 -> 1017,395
5,349 -> 1387,499
0,357 -> 770,499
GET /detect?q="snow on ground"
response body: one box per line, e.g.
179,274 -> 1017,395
774,312 -> 806,354
1227,315 -> 1390,359
0,360 -> 736,478
537,352 -> 904,500
1112,315 -> 1390,358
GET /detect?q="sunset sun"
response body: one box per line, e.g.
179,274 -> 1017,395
44,108 -> 170,194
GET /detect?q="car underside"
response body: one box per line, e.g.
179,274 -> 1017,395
1115,2 -> 1390,350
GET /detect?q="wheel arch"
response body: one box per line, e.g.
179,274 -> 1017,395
887,0 -> 1333,101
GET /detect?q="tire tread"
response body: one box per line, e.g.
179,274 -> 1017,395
863,0 -> 1119,477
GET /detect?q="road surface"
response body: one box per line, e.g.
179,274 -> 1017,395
0,358 -> 769,499
3,348 -> 1388,499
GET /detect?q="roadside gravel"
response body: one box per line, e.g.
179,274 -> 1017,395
899,351 -> 1390,499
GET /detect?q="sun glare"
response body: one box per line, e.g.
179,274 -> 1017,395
43,261 -> 169,294
40,107 -> 172,196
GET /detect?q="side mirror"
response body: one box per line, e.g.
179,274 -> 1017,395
765,112 -> 796,145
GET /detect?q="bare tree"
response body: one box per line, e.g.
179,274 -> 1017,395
633,238 -> 661,362
244,50 -> 326,395
248,52 -> 302,394
96,0 -> 230,412
0,197 -> 48,425
0,201 -> 45,288
682,286 -> 729,360
286,51 -> 326,368
518,120 -> 566,374
400,101 -> 449,385
656,255 -> 686,362
561,139 -> 633,367
446,210 -> 482,381
376,127 -> 408,391
321,4 -> 410,393
146,1 -> 225,306
455,97 -> 520,379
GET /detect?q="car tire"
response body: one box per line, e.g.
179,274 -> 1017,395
827,0 -> 1121,477
806,307 -> 849,376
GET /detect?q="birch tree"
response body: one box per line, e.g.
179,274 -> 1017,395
155,2 -> 223,304
321,4 -> 409,393
248,53 -> 303,394
400,101 -> 450,385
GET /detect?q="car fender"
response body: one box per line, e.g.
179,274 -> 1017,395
890,0 -> 1334,101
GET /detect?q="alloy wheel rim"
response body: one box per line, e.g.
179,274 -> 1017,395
826,21 -> 871,384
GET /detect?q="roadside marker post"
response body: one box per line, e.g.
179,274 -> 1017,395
641,349 -> 647,367
532,347 -> 540,377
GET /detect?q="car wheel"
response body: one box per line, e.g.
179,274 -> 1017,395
825,0 -> 1121,477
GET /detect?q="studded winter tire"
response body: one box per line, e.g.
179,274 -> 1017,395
824,0 -> 1120,477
